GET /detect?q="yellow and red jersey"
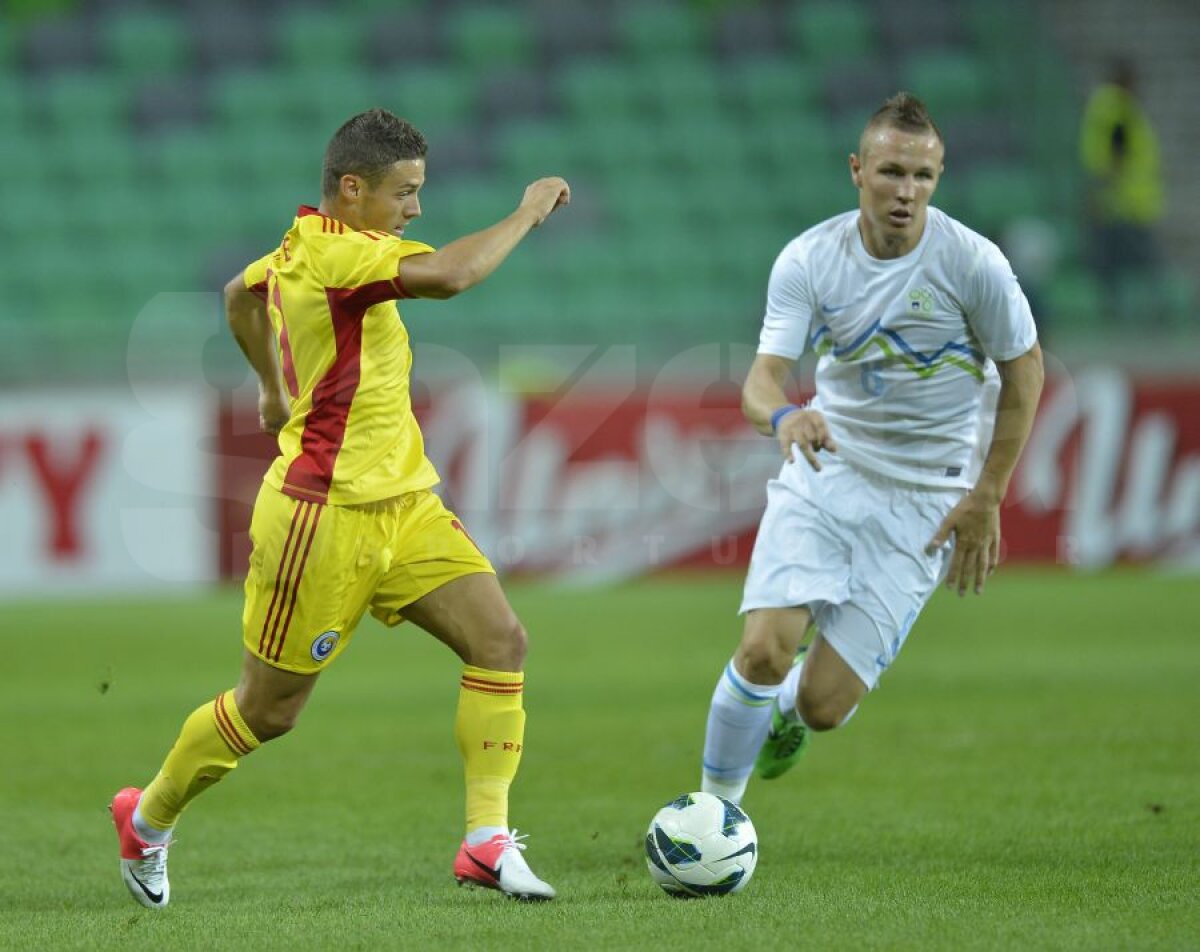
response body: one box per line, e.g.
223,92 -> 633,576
244,205 -> 438,505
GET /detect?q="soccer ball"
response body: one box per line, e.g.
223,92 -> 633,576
644,792 -> 758,897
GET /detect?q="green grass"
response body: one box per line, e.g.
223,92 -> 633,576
3,570 -> 1198,950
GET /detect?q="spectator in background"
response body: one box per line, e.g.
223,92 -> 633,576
1079,58 -> 1165,323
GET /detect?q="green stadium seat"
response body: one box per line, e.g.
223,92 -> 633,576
560,61 -> 643,121
626,231 -> 719,294
1103,268 -> 1198,332
212,70 -> 357,138
211,70 -> 297,130
0,134 -> 47,190
728,59 -> 820,118
1044,268 -> 1103,329
659,114 -> 747,173
603,170 -> 692,235
929,176 -> 968,222
42,71 -> 130,133
250,181 -> 314,228
964,0 -> 1031,59
752,115 -> 842,174
769,164 -> 855,230
902,50 -> 990,119
443,176 -> 521,236
964,165 -> 1046,238
72,182 -> 157,241
681,167 -> 776,229
235,123 -> 322,185
447,6 -> 535,71
0,247 -> 45,312
126,238 -> 205,293
789,1 -> 876,67
0,75 -> 28,130
546,237 -> 626,293
375,66 -> 478,141
103,10 -> 191,80
641,59 -> 723,119
567,115 -> 669,178
1161,269 -> 1197,329
558,280 -> 634,341
494,120 -> 578,180
617,4 -> 710,63
277,8 -> 366,71
45,128 -> 139,186
151,129 -> 239,186
160,182 -> 254,247
294,69 -> 376,132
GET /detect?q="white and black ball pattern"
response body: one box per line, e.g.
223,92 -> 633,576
644,792 -> 758,897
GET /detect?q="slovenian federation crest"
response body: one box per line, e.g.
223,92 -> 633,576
908,287 -> 934,314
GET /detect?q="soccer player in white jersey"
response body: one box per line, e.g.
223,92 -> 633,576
700,93 -> 1045,804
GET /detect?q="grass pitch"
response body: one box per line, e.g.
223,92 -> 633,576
2,570 -> 1197,950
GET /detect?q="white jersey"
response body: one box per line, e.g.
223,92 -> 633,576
758,207 -> 1037,489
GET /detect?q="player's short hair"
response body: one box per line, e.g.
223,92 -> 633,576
859,92 -> 943,157
322,108 -> 427,199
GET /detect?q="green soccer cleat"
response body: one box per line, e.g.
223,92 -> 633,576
755,707 -> 811,780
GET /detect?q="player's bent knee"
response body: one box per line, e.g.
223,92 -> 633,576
796,692 -> 851,732
243,708 -> 300,742
734,637 -> 793,686
502,618 -> 528,668
470,616 -> 528,671
235,693 -> 306,742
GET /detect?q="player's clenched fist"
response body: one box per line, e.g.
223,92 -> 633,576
520,177 -> 570,225
258,386 -> 290,436
777,408 -> 837,471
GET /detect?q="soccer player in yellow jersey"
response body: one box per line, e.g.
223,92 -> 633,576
110,109 -> 569,906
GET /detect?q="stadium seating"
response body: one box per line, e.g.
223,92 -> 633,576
102,9 -> 191,81
0,0 -> 1187,380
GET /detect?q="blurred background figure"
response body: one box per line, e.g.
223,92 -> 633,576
1078,58 -> 1166,326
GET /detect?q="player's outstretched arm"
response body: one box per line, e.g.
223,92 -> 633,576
928,342 -> 1045,595
743,354 -> 837,469
224,271 -> 290,435
399,177 -> 570,299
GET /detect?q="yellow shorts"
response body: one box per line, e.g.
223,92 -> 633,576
242,484 -> 494,674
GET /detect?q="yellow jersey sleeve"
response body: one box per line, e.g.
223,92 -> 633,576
243,251 -> 276,297
318,232 -> 435,301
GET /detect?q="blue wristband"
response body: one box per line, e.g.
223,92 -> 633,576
770,404 -> 800,435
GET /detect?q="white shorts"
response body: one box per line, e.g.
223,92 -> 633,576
740,454 -> 961,690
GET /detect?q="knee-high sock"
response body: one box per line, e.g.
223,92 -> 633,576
701,660 -> 782,804
777,656 -> 804,720
138,690 -> 260,832
455,666 -> 525,834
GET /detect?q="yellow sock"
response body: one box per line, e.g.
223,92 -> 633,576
139,690 -> 260,831
455,665 -> 525,833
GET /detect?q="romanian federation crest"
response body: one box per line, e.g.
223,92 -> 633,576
310,630 -> 340,663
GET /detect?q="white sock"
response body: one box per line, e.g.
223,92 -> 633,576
776,655 -> 805,722
466,825 -> 506,846
700,660 -> 783,805
132,802 -> 172,845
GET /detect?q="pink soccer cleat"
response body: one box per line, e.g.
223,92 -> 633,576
453,829 -> 556,901
110,787 -> 171,909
